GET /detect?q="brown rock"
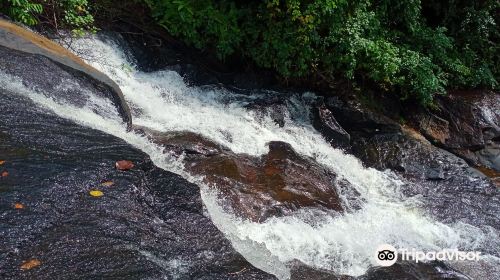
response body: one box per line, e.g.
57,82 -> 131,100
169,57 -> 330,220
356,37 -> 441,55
115,160 -> 134,171
134,128 -> 352,222
418,113 -> 450,145
189,142 -> 347,222
413,91 -> 500,172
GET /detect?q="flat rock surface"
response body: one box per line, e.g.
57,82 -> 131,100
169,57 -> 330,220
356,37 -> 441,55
0,89 -> 275,279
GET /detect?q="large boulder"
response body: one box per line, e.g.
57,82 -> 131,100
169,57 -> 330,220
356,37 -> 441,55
347,125 -> 499,227
312,105 -> 350,148
409,91 -> 500,172
0,19 -> 131,128
323,96 -> 401,137
135,127 -> 352,222
318,95 -> 499,229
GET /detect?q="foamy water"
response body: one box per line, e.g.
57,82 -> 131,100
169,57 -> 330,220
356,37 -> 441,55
1,35 -> 498,279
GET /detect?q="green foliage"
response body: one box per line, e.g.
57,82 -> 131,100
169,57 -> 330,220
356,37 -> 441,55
1,0 -> 497,105
1,0 -> 42,26
144,0 -> 498,105
60,0 -> 96,36
143,0 -> 242,58
1,0 -> 96,35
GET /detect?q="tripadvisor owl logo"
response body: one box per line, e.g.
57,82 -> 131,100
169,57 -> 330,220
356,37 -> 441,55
375,244 -> 398,266
374,244 -> 482,267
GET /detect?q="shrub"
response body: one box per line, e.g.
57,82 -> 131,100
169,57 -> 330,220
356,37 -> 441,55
1,0 -> 42,26
2,0 -> 497,105
144,0 -> 498,105
0,0 -> 96,35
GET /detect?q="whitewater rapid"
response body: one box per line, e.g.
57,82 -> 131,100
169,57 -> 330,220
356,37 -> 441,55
1,35 -> 498,279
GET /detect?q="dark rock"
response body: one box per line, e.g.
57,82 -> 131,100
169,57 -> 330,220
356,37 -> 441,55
312,105 -> 350,148
425,167 -> 445,180
105,26 -> 278,89
324,96 -> 401,137
319,93 -> 499,230
0,79 -> 274,280
0,20 -> 132,128
437,91 -> 500,149
408,91 -> 500,171
350,126 -> 499,230
289,260 -> 353,280
289,260 -> 470,280
475,142 -> 500,172
360,261 -> 471,280
244,95 -> 288,127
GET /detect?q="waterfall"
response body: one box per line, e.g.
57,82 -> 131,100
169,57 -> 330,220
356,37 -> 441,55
1,35 -> 498,279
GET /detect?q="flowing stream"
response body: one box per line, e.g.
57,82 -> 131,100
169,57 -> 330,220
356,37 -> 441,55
1,35 -> 499,279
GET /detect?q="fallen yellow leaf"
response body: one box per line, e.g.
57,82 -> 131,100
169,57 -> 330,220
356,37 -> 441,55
0,160 -> 5,165
89,190 -> 104,197
101,181 -> 114,187
20,259 -> 41,270
14,203 -> 24,209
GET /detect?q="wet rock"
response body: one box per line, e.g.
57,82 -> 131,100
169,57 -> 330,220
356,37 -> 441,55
318,94 -> 499,230
409,91 -> 500,171
361,261 -> 471,280
192,141 -> 346,222
417,113 -> 450,146
244,96 -> 288,127
0,87 -> 274,279
136,127 -> 226,157
437,91 -> 500,149
350,126 -> 499,229
0,19 -> 131,127
289,261 -> 353,280
475,142 -> 500,172
312,105 -> 350,148
475,166 -> 500,187
106,24 -> 278,89
324,96 -> 401,136
192,140 -> 349,222
136,128 -> 350,222
289,260 -> 470,280
425,167 -> 445,180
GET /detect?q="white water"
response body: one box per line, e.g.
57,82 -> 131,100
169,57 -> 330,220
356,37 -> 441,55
1,35 -> 499,279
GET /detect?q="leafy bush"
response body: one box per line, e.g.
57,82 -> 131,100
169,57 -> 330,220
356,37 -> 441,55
0,0 -> 96,35
60,0 -> 96,35
1,0 -> 42,26
2,0 -> 497,105
144,0 -> 498,105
